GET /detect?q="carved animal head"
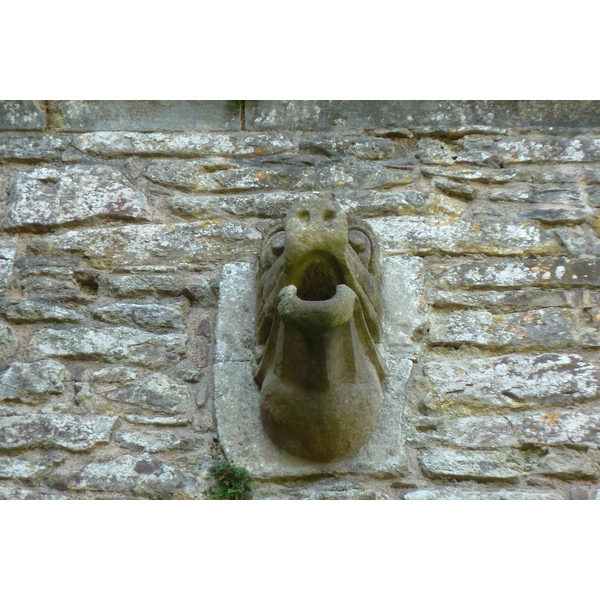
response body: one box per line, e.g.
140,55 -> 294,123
255,197 -> 385,462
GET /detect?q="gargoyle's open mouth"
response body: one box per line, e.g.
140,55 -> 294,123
278,253 -> 355,335
295,252 -> 344,302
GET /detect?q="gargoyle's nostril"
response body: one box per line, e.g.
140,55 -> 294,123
323,209 -> 337,226
297,209 -> 310,224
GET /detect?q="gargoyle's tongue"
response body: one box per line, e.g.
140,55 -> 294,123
277,284 -> 357,336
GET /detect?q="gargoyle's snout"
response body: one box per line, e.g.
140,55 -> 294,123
284,198 -> 349,267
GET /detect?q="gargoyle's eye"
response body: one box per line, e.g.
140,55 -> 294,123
349,229 -> 369,253
349,229 -> 371,268
270,231 -> 285,256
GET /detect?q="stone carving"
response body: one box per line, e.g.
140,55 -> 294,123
255,197 -> 385,462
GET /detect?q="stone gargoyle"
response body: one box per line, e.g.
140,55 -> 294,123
254,197 -> 385,462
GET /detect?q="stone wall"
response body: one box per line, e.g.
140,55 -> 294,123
1,100 -> 599,500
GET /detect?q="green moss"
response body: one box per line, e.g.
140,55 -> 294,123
208,460 -> 252,500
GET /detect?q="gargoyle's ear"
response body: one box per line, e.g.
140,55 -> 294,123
258,222 -> 285,277
347,217 -> 380,280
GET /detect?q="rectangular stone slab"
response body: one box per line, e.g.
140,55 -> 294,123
214,257 -> 425,478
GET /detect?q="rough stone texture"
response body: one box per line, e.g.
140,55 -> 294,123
370,216 -> 559,256
104,373 -> 189,414
419,448 -> 520,482
431,289 -> 571,310
54,453 -> 189,498
145,160 -> 413,193
533,449 -> 599,480
0,237 -> 17,294
404,488 -> 563,500
1,101 -> 600,500
116,430 -> 192,453
422,353 -> 599,413
489,184 -> 584,204
0,456 -> 54,481
0,414 -> 117,451
432,257 -> 600,289
433,410 -> 600,449
0,323 -> 17,360
458,136 -> 600,164
0,101 -> 45,131
0,360 -> 66,404
5,301 -> 83,323
429,308 -> 578,350
73,132 -> 296,157
0,134 -> 70,162
93,303 -> 184,329
246,101 -> 600,131
28,222 -> 261,268
29,326 -> 187,368
59,101 -> 240,132
5,165 -> 148,230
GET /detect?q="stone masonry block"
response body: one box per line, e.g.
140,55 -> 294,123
419,448 -> 520,482
429,308 -> 577,350
422,353 -> 599,413
28,222 -> 262,268
0,414 -> 117,451
5,165 -> 148,230
246,101 -> 600,131
73,132 -> 296,157
59,101 -> 240,132
29,326 -> 187,368
370,216 -> 560,256
434,410 -> 600,449
432,257 -> 600,289
0,101 -> 45,130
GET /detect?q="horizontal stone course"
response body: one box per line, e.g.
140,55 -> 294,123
105,373 -> 189,414
370,216 -> 560,256
419,448 -> 520,482
116,429 -> 192,453
533,449 -> 599,480
93,303 -> 184,329
246,101 -> 600,131
0,414 -> 117,451
458,136 -> 600,164
167,189 -> 460,220
434,409 -> 600,449
489,184 -> 584,205
0,101 -> 45,131
5,300 -> 83,323
422,353 -> 599,413
0,360 -> 66,404
59,100 -> 240,132
429,308 -> 577,349
431,289 -> 571,310
432,257 -> 600,289
145,159 -> 413,193
0,134 -> 70,161
5,165 -> 148,231
404,488 -> 563,500
28,222 -> 261,268
519,207 -> 590,225
29,326 -> 188,368
54,453 -> 189,498
73,132 -> 297,157
0,456 -> 54,481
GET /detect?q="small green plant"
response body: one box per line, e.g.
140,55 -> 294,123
208,460 -> 252,500
229,100 -> 244,109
